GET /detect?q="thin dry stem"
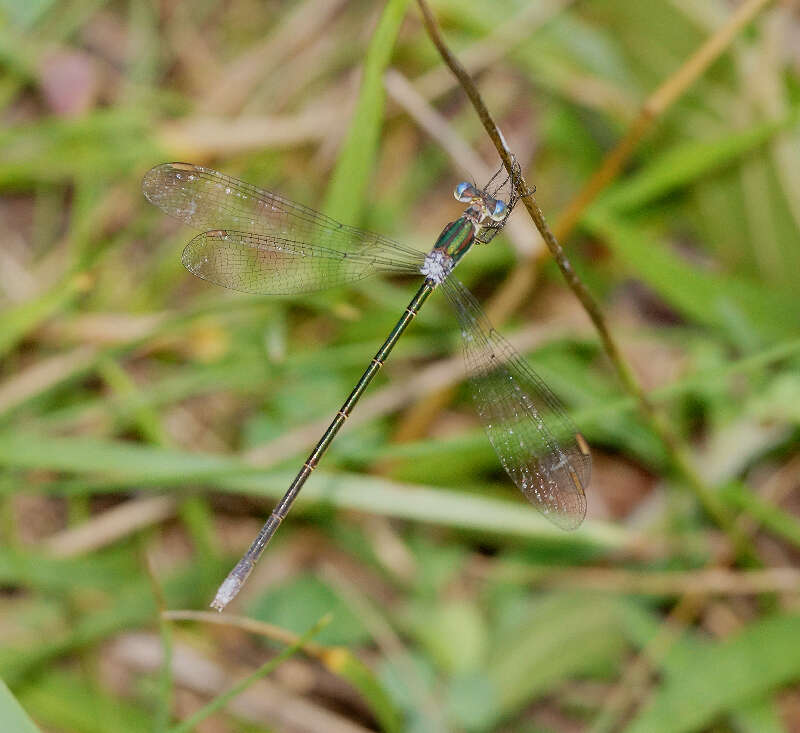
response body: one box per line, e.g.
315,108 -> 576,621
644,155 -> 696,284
0,346 -> 97,415
46,496 -> 177,557
415,0 -> 765,562
164,610 -> 329,657
110,632 -> 369,733
384,70 -> 538,256
199,0 -> 345,115
158,112 -> 329,158
528,566 -> 800,596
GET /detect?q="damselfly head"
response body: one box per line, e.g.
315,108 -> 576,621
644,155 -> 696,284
454,182 -> 508,226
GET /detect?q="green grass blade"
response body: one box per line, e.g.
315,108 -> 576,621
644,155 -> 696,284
326,651 -> 404,733
600,109 -> 800,213
166,609 -> 403,733
0,679 -> 41,733
0,429 -> 249,480
0,547 -> 134,594
584,208 -> 800,343
0,558 -> 231,686
0,274 -> 86,358
0,430 -> 630,550
623,613 -> 800,733
16,670 -> 150,733
723,482 -> 800,550
730,697 -> 787,733
323,0 -> 410,224
479,594 -> 635,728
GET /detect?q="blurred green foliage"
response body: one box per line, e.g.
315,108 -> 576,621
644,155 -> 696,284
1,0 -> 799,731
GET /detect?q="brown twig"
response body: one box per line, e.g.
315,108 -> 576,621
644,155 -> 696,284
415,0 -> 764,563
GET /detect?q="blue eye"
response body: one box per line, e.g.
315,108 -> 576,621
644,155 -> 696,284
489,199 -> 507,221
454,182 -> 478,202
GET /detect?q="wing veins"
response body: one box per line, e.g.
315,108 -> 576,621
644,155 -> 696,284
442,277 -> 589,528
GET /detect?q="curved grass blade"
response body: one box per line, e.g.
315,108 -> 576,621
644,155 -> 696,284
442,277 -> 590,529
0,679 -> 41,733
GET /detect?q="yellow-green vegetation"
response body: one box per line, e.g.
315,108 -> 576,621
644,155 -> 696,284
1,0 -> 799,731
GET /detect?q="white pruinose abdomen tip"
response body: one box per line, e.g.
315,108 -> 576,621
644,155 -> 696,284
420,250 -> 454,284
210,575 -> 240,611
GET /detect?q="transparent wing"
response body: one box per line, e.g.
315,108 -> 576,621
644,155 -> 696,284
442,277 -> 590,529
182,229 -> 420,295
142,163 -> 426,271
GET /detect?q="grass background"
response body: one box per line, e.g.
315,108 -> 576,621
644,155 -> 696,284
1,0 -> 800,731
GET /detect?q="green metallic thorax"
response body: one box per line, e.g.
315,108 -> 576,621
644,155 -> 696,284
433,217 -> 475,265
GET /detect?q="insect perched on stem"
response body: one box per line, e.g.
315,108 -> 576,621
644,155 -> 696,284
143,162 -> 591,611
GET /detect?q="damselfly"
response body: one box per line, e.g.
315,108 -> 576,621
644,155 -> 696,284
143,162 -> 591,611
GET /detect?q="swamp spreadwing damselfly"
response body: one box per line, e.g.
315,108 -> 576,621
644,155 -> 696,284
143,162 -> 591,611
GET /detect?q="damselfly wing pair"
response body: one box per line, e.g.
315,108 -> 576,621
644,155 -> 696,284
142,163 -> 591,610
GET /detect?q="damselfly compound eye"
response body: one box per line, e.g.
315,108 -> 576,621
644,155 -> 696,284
488,199 -> 507,221
454,182 -> 478,203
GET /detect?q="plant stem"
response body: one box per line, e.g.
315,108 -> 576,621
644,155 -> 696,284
168,614 -> 331,733
415,0 -> 762,564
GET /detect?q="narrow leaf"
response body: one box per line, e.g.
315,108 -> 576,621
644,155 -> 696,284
324,0 -> 410,223
0,680 -> 41,733
584,208 -> 800,343
600,110 -> 800,212
624,614 -> 800,733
